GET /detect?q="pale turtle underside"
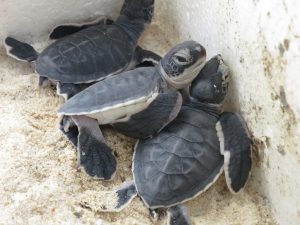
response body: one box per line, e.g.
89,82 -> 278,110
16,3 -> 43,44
58,67 -> 162,124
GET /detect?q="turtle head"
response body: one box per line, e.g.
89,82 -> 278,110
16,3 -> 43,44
190,55 -> 230,104
120,0 -> 155,24
159,40 -> 206,90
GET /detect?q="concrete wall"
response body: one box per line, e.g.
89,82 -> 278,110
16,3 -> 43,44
0,0 -> 300,224
0,0 -> 122,42
155,1 -> 300,224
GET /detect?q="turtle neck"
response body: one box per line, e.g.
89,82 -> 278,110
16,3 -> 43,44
186,98 -> 223,118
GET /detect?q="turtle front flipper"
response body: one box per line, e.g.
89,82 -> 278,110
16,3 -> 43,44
216,112 -> 252,193
112,90 -> 182,139
135,46 -> 162,67
72,115 -> 117,180
4,37 -> 38,62
49,17 -> 114,39
167,205 -> 192,225
77,181 -> 137,212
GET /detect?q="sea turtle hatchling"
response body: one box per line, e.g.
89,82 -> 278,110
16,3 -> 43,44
4,0 -> 161,99
77,55 -> 252,225
58,40 -> 207,180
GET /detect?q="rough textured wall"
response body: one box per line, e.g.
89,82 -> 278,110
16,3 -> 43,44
0,0 -> 299,224
0,0 -> 122,42
155,1 -> 300,225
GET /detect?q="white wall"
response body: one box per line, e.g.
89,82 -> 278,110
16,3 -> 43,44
1,0 -> 300,224
155,1 -> 300,225
0,0 -> 122,42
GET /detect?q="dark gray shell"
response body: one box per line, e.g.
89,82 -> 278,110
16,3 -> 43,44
133,105 -> 224,208
36,24 -> 135,83
58,67 -> 161,115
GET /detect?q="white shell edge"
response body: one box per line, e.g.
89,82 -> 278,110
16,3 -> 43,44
216,121 -> 249,194
133,138 -> 225,209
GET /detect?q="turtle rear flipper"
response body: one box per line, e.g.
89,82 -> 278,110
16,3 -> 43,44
114,181 -> 137,211
77,181 -> 137,212
216,112 -> 252,193
72,115 -> 117,180
167,205 -> 192,225
4,37 -> 38,62
56,82 -> 83,100
49,17 -> 114,39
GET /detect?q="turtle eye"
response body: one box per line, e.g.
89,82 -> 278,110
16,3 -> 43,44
176,56 -> 187,62
173,48 -> 192,65
173,54 -> 190,65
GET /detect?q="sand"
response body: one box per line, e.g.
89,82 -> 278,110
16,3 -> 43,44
0,23 -> 278,225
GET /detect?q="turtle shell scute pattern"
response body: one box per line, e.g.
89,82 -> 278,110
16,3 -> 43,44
59,67 -> 160,115
112,87 -> 180,139
36,25 -> 135,83
134,106 -> 224,208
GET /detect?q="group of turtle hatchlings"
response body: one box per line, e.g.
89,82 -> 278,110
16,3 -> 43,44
4,0 -> 252,224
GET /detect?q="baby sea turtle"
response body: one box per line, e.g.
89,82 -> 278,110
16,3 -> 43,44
58,40 -> 207,180
4,0 -> 160,99
79,55 -> 252,225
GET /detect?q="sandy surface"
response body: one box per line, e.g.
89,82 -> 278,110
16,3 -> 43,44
0,23 -> 278,225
